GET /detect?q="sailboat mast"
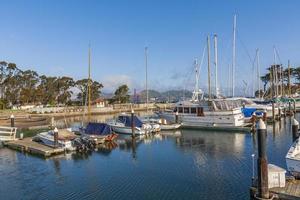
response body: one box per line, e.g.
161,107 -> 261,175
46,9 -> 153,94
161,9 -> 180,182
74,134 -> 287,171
145,46 -> 148,113
88,45 -> 91,120
207,35 -> 211,99
214,34 -> 218,98
288,60 -> 291,97
232,14 -> 237,97
256,49 -> 261,99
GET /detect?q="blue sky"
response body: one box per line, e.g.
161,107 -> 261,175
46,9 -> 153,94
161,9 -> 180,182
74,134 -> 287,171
1,0 -> 300,95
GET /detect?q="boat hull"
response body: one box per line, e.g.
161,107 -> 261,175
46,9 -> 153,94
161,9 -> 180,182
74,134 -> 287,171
110,125 -> 146,135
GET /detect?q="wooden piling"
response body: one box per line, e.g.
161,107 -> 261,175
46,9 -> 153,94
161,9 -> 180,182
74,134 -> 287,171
10,115 -> 15,127
175,111 -> 179,123
53,127 -> 58,148
131,110 -> 135,138
256,119 -> 270,199
292,119 -> 299,142
272,101 -> 275,122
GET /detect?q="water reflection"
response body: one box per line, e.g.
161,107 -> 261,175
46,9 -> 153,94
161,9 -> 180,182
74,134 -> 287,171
0,114 -> 299,200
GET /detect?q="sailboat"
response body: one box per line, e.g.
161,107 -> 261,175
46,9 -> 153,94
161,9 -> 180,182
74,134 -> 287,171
77,45 -> 118,142
157,35 -> 249,132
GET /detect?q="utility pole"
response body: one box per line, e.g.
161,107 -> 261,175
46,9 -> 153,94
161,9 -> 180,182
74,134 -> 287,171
207,35 -> 211,99
214,34 -> 218,98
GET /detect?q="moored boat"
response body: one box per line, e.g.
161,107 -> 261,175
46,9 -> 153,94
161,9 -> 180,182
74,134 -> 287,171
108,114 -> 150,135
286,138 -> 300,178
36,128 -> 76,151
80,122 -> 118,143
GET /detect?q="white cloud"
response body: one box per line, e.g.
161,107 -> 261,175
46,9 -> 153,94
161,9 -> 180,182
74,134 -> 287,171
102,74 -> 141,93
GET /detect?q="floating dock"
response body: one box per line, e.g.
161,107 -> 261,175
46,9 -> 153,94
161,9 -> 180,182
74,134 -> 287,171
4,137 -> 65,157
250,179 -> 300,199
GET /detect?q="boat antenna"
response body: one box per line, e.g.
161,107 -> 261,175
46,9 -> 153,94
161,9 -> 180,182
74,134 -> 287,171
288,60 -> 291,97
214,34 -> 219,98
232,14 -> 237,97
88,44 -> 91,121
207,35 -> 211,99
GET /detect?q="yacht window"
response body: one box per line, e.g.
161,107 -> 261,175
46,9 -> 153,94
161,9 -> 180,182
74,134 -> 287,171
178,107 -> 183,113
191,107 -> 196,114
184,107 -> 189,113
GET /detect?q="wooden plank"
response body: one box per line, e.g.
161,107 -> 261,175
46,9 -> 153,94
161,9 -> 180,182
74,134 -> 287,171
5,137 -> 65,157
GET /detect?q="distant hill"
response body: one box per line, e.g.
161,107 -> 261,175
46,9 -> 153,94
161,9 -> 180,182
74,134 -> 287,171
134,89 -> 193,103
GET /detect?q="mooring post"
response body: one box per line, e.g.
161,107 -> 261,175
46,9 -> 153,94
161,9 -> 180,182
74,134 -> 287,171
175,111 -> 179,123
292,119 -> 299,142
131,109 -> 135,138
262,111 -> 267,122
272,101 -> 275,122
54,127 -> 58,148
50,117 -> 55,129
10,114 -> 15,127
289,101 -> 292,116
293,100 -> 296,114
251,113 -> 257,133
256,119 -> 270,200
283,106 -> 286,118
278,107 -> 281,120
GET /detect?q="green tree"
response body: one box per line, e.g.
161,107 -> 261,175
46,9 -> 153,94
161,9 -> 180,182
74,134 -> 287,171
112,84 -> 130,103
76,79 -> 103,105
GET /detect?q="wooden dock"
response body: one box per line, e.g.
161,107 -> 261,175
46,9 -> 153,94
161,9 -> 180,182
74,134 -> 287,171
250,179 -> 300,200
4,137 -> 65,157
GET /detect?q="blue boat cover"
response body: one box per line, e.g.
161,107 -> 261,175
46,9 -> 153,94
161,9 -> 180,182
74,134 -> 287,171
85,123 -> 112,135
242,108 -> 257,118
117,115 -> 143,128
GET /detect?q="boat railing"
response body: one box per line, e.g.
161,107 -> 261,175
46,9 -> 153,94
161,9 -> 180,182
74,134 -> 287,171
0,126 -> 17,141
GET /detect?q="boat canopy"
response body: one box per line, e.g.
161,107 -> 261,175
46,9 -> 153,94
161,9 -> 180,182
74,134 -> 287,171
117,115 -> 143,128
85,123 -> 112,135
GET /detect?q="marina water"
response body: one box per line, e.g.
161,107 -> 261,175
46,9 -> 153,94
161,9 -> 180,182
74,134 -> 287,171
0,114 -> 296,200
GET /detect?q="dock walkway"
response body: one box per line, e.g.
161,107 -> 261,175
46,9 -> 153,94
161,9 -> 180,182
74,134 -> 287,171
250,179 -> 300,200
5,137 -> 65,157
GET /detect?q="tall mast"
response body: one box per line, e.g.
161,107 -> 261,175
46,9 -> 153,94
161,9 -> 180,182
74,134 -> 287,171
232,14 -> 237,97
273,47 -> 278,97
88,45 -> 91,120
145,46 -> 148,113
192,59 -> 199,102
214,34 -> 218,98
288,60 -> 291,97
256,49 -> 261,99
207,35 -> 211,99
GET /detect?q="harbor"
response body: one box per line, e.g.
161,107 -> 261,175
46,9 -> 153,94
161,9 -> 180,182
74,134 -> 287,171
0,112 -> 299,200
2,1 -> 300,200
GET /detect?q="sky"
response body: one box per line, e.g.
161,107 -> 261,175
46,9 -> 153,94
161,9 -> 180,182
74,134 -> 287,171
1,0 -> 300,95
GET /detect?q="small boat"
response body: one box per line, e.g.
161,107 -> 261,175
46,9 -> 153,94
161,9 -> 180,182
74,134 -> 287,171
158,118 -> 181,130
286,138 -> 300,177
108,114 -> 150,135
36,128 -> 76,151
141,118 -> 161,133
80,122 -> 118,144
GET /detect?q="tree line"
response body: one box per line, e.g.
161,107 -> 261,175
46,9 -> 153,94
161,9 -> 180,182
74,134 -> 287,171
260,64 -> 300,97
0,61 -> 130,109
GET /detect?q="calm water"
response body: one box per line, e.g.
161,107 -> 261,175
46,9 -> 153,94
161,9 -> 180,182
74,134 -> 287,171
0,115 -> 297,200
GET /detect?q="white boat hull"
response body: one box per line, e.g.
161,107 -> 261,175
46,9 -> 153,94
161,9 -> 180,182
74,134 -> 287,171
160,124 -> 181,130
37,131 -> 74,151
110,125 -> 146,135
